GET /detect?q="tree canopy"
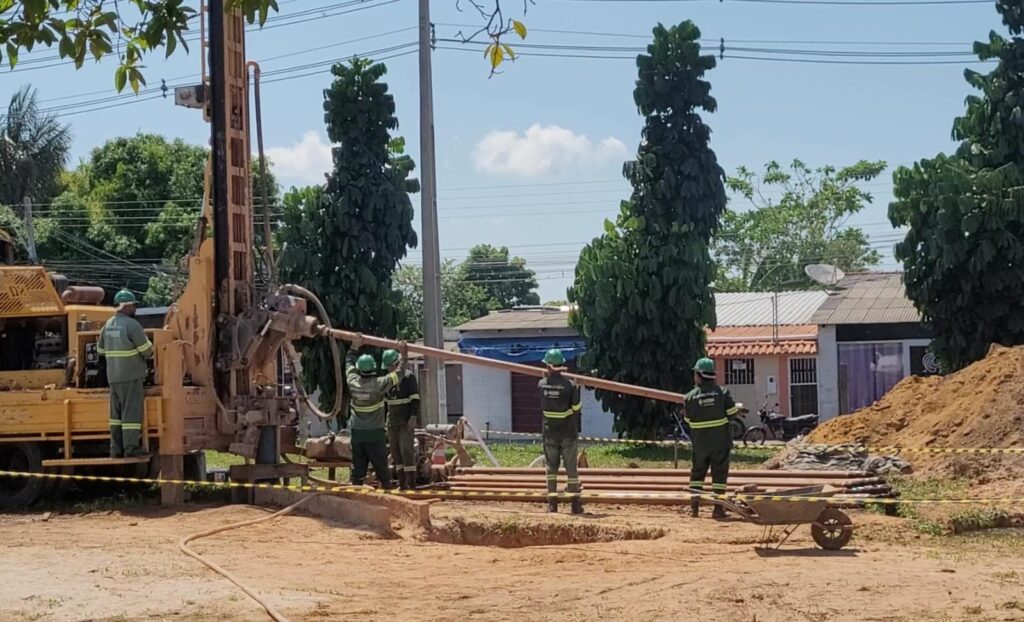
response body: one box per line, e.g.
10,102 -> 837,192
890,0 -> 1024,371
569,21 -> 726,439
278,58 -> 417,410
394,260 -> 491,341
30,132 -> 276,303
463,243 -> 540,310
0,85 -> 72,209
715,159 -> 885,292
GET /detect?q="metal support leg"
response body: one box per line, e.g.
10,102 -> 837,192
160,454 -> 186,505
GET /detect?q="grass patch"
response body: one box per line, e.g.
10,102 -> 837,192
885,476 -> 1018,535
467,441 -> 778,469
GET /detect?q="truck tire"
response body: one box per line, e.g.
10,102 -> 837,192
0,442 -> 46,510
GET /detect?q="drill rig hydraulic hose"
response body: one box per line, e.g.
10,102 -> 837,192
281,284 -> 345,420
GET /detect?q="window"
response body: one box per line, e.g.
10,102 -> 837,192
725,358 -> 754,385
789,358 -> 818,417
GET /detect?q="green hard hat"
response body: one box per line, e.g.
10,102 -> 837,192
693,357 -> 716,375
381,349 -> 401,368
543,348 -> 566,367
113,289 -> 137,305
355,354 -> 377,374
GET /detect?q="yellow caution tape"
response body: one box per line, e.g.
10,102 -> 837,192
1,470 -> 1022,506
481,429 -> 1024,454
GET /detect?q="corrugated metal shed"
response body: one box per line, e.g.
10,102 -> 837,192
456,307 -> 571,332
713,291 -> 828,327
810,272 -> 921,325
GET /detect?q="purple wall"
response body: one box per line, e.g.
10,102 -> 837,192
838,343 -> 904,413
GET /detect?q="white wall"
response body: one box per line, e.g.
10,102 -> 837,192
817,325 -> 840,421
581,388 -> 614,438
460,364 -> 615,437
460,363 -> 512,433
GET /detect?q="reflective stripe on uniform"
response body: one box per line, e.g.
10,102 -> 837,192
109,420 -> 122,426
386,394 -> 421,406
352,402 -> 385,413
571,403 -> 582,413
101,342 -> 152,358
122,423 -> 143,430
725,406 -> 739,416
543,409 -> 574,418
712,484 -> 728,491
684,417 -> 729,429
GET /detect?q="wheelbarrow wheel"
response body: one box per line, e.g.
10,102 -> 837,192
812,507 -> 853,550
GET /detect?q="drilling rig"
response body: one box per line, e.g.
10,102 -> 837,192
0,0 -> 328,508
0,1 -> 699,511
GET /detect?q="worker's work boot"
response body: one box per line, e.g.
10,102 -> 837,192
712,504 -> 728,520
689,496 -> 700,518
398,471 -> 409,491
571,498 -> 584,515
548,500 -> 559,513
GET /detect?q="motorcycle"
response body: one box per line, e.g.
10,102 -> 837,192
659,403 -> 748,443
742,400 -> 819,445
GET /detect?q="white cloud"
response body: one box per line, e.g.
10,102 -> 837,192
266,131 -> 332,185
473,124 -> 628,177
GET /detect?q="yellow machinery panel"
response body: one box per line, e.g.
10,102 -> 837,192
0,267 -> 64,318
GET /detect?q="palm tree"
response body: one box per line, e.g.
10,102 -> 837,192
0,86 -> 72,211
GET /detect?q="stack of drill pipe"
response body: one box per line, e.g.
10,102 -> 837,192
445,466 -> 896,503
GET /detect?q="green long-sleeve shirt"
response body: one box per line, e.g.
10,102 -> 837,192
385,369 -> 420,427
345,351 -> 399,442
97,312 -> 153,383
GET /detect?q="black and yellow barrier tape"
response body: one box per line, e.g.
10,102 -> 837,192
2,470 -> 1022,506
480,429 -> 1024,454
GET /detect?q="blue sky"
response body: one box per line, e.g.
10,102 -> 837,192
2,0 -> 1004,300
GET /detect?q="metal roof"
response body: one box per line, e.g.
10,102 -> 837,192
810,272 -> 921,325
705,325 -> 818,357
713,291 -> 828,327
456,307 -> 572,332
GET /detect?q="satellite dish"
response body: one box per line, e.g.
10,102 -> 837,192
805,263 -> 845,287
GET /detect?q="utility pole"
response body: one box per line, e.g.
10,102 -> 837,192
418,0 -> 447,424
23,196 -> 38,264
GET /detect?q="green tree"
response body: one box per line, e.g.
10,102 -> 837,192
890,0 -> 1024,371
715,159 -> 885,292
394,260 -> 491,340
33,133 -> 277,303
0,85 -> 72,209
464,244 -> 540,309
569,22 -> 726,439
278,59 -> 417,410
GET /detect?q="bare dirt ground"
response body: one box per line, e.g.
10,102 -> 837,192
2,501 -> 1024,622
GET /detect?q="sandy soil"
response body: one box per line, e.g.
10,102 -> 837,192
2,502 -> 1024,622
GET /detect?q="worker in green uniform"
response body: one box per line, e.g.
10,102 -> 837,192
539,348 -> 584,514
345,337 -> 400,488
684,357 -> 739,519
97,289 -> 153,458
382,348 -> 420,490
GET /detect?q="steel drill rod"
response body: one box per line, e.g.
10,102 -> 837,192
323,328 -> 686,404
455,467 -> 871,478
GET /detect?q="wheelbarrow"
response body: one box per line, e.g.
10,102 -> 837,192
689,484 -> 854,550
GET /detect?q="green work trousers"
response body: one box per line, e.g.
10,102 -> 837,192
543,433 -> 580,497
110,379 -> 144,457
388,423 -> 417,480
351,441 -> 391,488
690,430 -> 731,495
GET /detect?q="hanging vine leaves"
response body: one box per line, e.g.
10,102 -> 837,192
278,59 -> 418,410
0,0 -> 525,87
890,0 -> 1024,371
568,22 -> 726,439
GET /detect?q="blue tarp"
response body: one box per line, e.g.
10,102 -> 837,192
458,336 -> 587,364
